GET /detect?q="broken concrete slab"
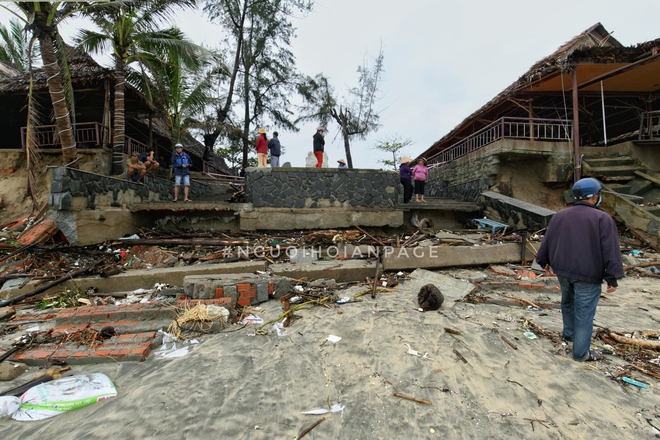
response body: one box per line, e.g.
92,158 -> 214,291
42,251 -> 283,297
0,261 -> 266,301
270,259 -> 377,283
0,362 -> 28,381
239,207 -> 404,230
381,243 -> 531,271
482,191 -> 556,230
397,268 -> 475,306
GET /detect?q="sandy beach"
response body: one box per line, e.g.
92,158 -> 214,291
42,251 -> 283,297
1,268 -> 659,439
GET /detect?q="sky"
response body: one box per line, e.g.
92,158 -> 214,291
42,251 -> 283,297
2,0 -> 660,169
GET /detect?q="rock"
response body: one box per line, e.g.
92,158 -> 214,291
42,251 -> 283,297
418,284 -> 444,311
0,362 -> 28,381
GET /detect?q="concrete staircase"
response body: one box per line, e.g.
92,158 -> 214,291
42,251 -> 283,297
582,155 -> 647,181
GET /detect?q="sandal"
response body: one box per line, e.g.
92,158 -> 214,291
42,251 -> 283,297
584,349 -> 602,362
184,199 -> 192,202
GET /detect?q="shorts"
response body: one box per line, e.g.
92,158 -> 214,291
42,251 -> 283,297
126,171 -> 140,182
174,175 -> 190,187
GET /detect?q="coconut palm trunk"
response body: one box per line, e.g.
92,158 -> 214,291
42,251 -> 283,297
37,28 -> 77,164
112,58 -> 126,175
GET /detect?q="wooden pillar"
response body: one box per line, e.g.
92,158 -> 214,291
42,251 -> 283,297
572,67 -> 581,181
528,100 -> 535,141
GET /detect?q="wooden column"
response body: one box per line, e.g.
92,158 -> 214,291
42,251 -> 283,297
572,67 -> 581,181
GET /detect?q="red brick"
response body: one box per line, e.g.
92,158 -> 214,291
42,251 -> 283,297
236,283 -> 256,298
268,282 -> 274,296
31,351 -> 54,360
111,347 -> 133,358
70,351 -> 89,359
18,218 -> 58,245
131,346 -> 150,360
117,334 -> 135,341
93,348 -> 112,357
136,331 -> 156,339
237,297 -> 250,307
215,287 -> 225,298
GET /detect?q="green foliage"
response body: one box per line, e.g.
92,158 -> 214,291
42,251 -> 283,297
373,135 -> 413,171
39,287 -> 89,310
0,18 -> 32,71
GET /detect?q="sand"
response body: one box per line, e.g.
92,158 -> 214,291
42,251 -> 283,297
1,269 -> 660,439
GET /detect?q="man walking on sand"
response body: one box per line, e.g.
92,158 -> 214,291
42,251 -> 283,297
535,178 -> 623,362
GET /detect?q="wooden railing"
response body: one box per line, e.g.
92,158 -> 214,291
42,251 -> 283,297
427,117 -> 572,166
639,110 -> 660,141
20,122 -> 108,150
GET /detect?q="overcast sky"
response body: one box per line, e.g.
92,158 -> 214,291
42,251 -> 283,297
2,1 -> 659,169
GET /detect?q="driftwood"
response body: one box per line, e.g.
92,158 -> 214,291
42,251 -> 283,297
393,393 -> 432,405
624,261 -> 660,270
0,260 -> 101,307
111,238 -> 249,247
0,367 -> 70,396
608,332 -> 660,351
295,417 -> 326,440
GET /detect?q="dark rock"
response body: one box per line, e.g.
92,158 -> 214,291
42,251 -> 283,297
418,284 -> 444,311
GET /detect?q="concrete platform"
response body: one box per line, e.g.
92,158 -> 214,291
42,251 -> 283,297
269,259 -> 377,282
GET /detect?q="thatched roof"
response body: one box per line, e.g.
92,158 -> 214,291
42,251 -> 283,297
423,23 -> 660,158
0,46 -> 112,93
0,61 -> 21,78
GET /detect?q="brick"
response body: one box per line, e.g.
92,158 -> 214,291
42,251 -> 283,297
215,287 -> 225,298
268,282 -> 274,296
17,218 -> 59,245
236,283 -> 257,298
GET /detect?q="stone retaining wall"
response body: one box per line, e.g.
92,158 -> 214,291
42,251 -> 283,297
246,168 -> 398,208
48,166 -> 213,211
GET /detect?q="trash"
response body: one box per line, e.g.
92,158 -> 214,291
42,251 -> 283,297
418,284 -> 444,311
242,315 -> 264,325
301,404 -> 344,415
326,335 -> 342,343
272,320 -> 287,337
336,297 -> 350,304
621,376 -> 648,389
13,373 -> 117,421
631,249 -> 644,257
523,332 -> 538,340
118,234 -> 140,240
405,343 -> 431,359
0,396 -> 20,417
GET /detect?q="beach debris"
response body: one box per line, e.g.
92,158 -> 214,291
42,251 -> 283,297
621,376 -> 648,389
0,367 -> 69,397
241,314 -> 264,325
272,319 -> 287,337
393,392 -> 432,405
326,334 -> 342,343
608,332 -> 660,351
444,327 -> 462,335
404,343 -> 431,359
154,331 -> 199,359
300,404 -> 344,415
523,332 -> 538,340
453,348 -> 468,364
0,396 -> 19,417
295,416 -> 326,440
12,372 -> 117,421
418,284 -> 444,311
501,335 -> 518,350
524,418 -> 550,431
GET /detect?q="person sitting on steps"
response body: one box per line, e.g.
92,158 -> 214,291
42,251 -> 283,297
126,151 -> 146,184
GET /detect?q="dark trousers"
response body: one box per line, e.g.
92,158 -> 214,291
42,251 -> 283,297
400,178 -> 413,203
414,180 -> 426,195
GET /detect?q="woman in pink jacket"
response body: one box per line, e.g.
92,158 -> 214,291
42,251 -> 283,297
256,127 -> 269,167
412,158 -> 428,203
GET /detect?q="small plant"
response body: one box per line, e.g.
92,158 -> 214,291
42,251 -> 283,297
38,286 -> 89,310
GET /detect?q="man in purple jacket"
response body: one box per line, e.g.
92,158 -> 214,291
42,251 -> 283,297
535,178 -> 623,362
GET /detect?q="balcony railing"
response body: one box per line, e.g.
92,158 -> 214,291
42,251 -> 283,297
638,110 -> 660,141
427,117 -> 572,166
20,122 -> 108,150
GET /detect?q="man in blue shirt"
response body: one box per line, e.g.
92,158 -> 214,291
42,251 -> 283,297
140,148 -> 160,175
536,178 -> 623,362
171,143 -> 192,202
268,131 -> 281,167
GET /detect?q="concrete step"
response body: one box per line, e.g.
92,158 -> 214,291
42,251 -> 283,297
583,165 -> 648,180
583,156 -> 638,167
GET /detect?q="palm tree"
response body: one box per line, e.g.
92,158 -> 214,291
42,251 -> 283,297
76,0 -> 197,175
0,18 -> 33,71
5,2 -> 81,164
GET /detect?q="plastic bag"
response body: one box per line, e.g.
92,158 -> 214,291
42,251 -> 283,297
13,373 -> 117,421
0,396 -> 20,418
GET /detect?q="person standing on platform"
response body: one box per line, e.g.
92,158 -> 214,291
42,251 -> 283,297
399,156 -> 413,203
313,126 -> 325,168
412,158 -> 428,203
256,128 -> 268,167
268,131 -> 281,168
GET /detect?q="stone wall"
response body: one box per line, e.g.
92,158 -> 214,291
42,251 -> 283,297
48,166 -> 213,211
246,168 -> 398,208
425,139 -> 573,202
